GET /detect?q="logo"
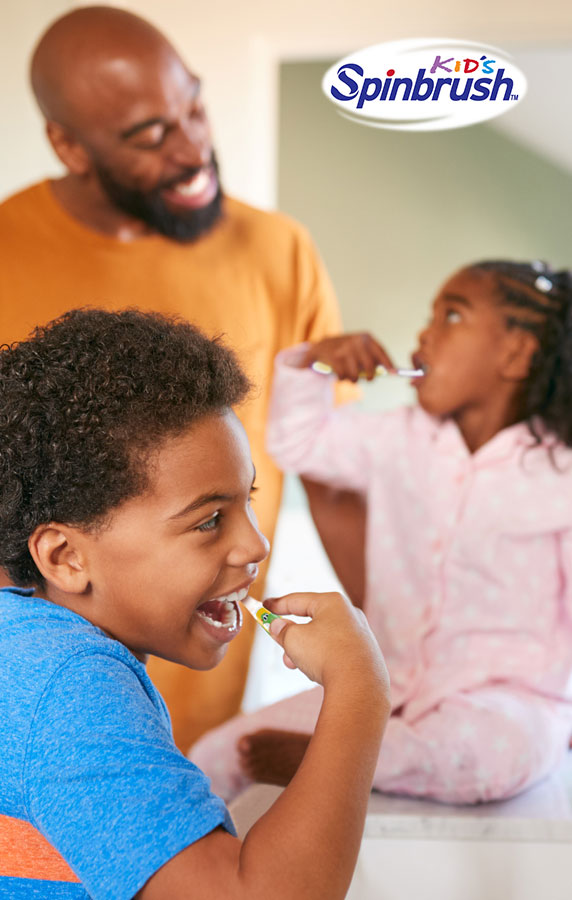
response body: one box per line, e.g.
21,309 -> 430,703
322,38 -> 526,131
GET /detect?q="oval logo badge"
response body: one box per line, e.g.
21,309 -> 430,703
322,38 -> 527,131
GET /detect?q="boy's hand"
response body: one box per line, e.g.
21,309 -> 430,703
302,333 -> 396,382
140,592 -> 389,900
264,592 -> 388,695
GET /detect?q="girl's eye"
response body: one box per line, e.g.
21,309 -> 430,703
445,309 -> 462,324
196,512 -> 221,533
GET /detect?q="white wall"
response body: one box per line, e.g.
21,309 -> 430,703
2,0 -> 572,207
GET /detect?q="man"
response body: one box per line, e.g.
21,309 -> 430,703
0,6 -> 348,752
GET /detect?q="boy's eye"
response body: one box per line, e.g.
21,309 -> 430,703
196,512 -> 221,533
445,309 -> 462,324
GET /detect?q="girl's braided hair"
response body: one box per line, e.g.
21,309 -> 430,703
470,260 -> 572,447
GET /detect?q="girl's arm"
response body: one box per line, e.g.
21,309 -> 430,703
137,591 -> 390,900
267,337 -> 394,494
303,478 -> 366,606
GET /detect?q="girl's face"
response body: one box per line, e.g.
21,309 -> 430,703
412,267 -> 521,424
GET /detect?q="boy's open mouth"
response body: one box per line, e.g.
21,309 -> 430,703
196,587 -> 248,635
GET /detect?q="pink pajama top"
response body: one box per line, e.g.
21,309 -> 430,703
267,345 -> 572,722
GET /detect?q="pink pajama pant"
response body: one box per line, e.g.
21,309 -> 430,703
189,684 -> 572,804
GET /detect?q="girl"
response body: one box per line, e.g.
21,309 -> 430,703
191,260 -> 572,805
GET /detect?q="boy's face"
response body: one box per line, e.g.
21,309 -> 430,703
53,411 -> 269,670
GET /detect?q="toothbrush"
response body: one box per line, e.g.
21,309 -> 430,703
242,596 -> 284,635
311,361 -> 424,379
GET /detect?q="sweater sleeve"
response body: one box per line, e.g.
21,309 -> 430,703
267,344 -> 386,493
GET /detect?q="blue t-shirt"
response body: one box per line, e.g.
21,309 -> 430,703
0,587 -> 235,899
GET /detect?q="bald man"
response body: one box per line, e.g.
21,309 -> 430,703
0,6 -> 359,753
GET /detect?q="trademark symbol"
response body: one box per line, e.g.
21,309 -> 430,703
511,94 -> 518,100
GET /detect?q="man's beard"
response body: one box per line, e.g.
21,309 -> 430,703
94,154 -> 224,242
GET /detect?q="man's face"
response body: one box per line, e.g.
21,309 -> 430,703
76,49 -> 223,241
61,412 -> 270,670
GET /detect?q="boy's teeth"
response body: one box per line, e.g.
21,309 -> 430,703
196,588 -> 249,629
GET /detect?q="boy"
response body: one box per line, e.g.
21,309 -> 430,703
0,309 -> 389,899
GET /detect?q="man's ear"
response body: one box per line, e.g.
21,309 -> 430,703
500,328 -> 539,382
46,121 -> 91,176
28,523 -> 90,594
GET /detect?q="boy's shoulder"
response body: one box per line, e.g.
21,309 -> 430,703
0,586 -> 165,816
0,585 -> 145,680
0,587 -> 159,728
0,587 -> 234,896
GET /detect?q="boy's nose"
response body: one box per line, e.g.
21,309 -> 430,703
228,517 -> 270,570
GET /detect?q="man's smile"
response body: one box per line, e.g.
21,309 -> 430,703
162,165 -> 218,209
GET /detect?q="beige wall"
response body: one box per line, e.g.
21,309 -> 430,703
278,60 -> 572,410
3,3 -> 572,510
2,0 -> 572,207
4,2 -> 572,408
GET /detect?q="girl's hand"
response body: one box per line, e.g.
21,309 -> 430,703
302,333 -> 396,382
264,592 -> 389,696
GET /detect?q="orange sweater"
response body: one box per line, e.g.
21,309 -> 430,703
0,181 -> 343,749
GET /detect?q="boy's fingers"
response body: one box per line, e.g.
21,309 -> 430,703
269,616 -> 289,640
264,592 -> 337,618
267,618 -> 298,670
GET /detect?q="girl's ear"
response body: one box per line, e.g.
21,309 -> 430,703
28,524 -> 90,594
500,328 -> 539,381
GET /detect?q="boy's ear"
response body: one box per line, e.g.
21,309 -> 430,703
500,328 -> 539,381
28,524 -> 90,594
46,121 -> 91,176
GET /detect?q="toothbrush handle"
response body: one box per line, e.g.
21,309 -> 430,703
311,361 -> 423,379
242,596 -> 283,635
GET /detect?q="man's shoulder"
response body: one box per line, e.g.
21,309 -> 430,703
224,195 -> 312,247
0,180 -> 49,223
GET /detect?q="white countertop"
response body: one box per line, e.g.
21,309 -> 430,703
229,752 -> 572,843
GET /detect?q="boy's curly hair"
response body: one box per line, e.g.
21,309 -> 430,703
0,308 -> 251,587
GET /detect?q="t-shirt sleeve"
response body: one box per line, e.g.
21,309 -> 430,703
288,224 -> 359,406
24,651 -> 235,900
290,224 -> 343,344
